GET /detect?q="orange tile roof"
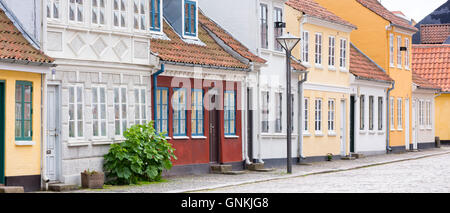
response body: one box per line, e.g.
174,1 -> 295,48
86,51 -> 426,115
420,24 -> 450,44
350,43 -> 393,83
412,44 -> 450,92
412,70 -> 441,91
356,0 -> 417,32
198,11 -> 266,64
0,9 -> 53,64
286,0 -> 356,29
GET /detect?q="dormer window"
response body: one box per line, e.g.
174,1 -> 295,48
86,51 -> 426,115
150,0 -> 162,32
47,0 -> 60,19
69,0 -> 84,22
92,0 -> 105,25
113,0 -> 127,28
134,0 -> 147,30
184,0 -> 197,37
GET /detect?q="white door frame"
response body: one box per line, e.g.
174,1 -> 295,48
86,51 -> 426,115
405,99 -> 410,150
45,84 -> 61,182
340,99 -> 347,156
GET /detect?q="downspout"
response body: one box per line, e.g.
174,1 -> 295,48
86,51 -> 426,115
297,72 -> 308,161
152,64 -> 165,123
257,69 -> 263,163
298,15 -> 306,161
386,81 -> 395,153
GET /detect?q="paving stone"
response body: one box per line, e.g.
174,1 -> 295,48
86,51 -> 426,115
0,186 -> 24,193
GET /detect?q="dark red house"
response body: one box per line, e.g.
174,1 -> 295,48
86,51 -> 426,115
150,6 -> 266,175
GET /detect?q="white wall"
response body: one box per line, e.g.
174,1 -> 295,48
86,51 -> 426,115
412,91 -> 436,144
1,0 -> 41,44
351,80 -> 390,155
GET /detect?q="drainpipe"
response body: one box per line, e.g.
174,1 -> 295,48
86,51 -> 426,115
40,73 -> 50,190
386,81 -> 395,153
257,70 -> 264,164
297,72 -> 308,161
152,64 -> 165,123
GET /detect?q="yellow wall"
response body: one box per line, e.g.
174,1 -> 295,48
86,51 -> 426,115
0,70 -> 42,177
314,0 -> 414,149
285,5 -> 351,157
436,94 -> 450,141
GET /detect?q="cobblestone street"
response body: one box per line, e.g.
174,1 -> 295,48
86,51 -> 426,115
57,146 -> 450,193
198,150 -> 450,193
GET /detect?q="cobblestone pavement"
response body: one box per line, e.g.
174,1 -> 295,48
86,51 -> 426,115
61,146 -> 450,193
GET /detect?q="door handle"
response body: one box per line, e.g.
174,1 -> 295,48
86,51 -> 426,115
46,150 -> 51,154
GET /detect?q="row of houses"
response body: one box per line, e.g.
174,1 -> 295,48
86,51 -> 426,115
0,0 -> 448,192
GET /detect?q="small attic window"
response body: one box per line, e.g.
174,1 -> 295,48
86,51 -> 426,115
184,0 -> 197,37
150,0 -> 162,32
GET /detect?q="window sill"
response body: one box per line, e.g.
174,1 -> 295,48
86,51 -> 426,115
368,130 -> 376,135
15,141 -> 35,146
397,128 -> 403,132
315,131 -> 324,137
225,135 -> 239,139
302,62 -> 311,68
315,64 -> 324,70
359,130 -> 367,134
92,140 -> 114,146
328,66 -> 336,71
303,131 -> 311,137
328,131 -> 337,136
173,136 -> 189,140
377,131 -> 385,135
339,67 -> 348,72
191,135 -> 207,139
397,65 -> 402,69
67,141 -> 90,147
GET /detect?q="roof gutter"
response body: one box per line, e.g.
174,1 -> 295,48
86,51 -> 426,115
0,58 -> 56,67
161,60 -> 251,72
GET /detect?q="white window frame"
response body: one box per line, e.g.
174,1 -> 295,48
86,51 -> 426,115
134,87 -> 147,125
304,98 -> 309,133
369,96 -> 374,131
315,33 -> 323,66
262,91 -> 269,133
47,0 -> 60,20
405,38 -> 410,70
92,86 -> 107,139
419,100 -> 424,128
133,0 -> 148,31
68,84 -> 84,140
389,34 -> 394,67
397,36 -> 402,69
328,99 -> 335,133
360,95 -> 365,130
91,0 -> 106,26
113,0 -> 128,28
340,38 -> 347,70
183,0 -> 199,40
273,7 -> 283,52
275,92 -> 282,133
378,97 -> 383,131
426,100 -> 432,129
302,31 -> 309,64
315,98 -> 323,134
260,3 -> 268,49
114,86 -> 128,137
328,36 -> 335,69
397,98 -> 403,130
69,0 -> 84,23
390,98 -> 395,130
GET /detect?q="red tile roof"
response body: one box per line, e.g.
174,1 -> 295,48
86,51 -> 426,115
286,0 -> 356,29
350,43 -> 393,83
0,9 -> 53,64
412,44 -> 450,92
412,70 -> 441,91
198,12 -> 266,64
356,0 -> 417,32
150,20 -> 249,69
420,24 -> 450,44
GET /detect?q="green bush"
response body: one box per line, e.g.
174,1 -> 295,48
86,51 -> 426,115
103,122 -> 177,185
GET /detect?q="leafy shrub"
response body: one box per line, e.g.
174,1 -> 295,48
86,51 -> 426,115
103,122 -> 176,185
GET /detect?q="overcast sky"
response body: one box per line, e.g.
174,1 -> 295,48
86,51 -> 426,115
380,0 -> 447,21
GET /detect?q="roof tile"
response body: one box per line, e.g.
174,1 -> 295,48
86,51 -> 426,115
350,43 -> 393,82
412,44 -> 450,92
0,9 -> 53,64
420,24 -> 450,44
287,0 -> 356,29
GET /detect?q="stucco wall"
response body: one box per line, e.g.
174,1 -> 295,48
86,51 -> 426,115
0,70 -> 42,177
436,94 -> 450,141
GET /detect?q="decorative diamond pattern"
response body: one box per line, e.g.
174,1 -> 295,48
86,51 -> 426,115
92,37 -> 108,57
113,40 -> 128,59
69,34 -> 86,55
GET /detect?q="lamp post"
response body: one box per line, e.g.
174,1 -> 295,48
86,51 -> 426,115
276,33 -> 301,174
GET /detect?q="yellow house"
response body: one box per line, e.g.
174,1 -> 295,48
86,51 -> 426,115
285,0 -> 356,161
0,8 -> 54,191
315,0 -> 418,152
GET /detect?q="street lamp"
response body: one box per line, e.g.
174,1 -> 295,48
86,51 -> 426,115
277,33 -> 301,174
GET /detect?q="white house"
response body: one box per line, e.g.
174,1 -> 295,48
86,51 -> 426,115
349,43 -> 393,156
411,72 -> 441,150
199,0 -> 307,167
42,0 -> 158,185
